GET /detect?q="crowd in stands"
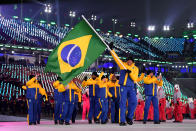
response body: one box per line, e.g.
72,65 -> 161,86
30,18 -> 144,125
0,16 -> 189,61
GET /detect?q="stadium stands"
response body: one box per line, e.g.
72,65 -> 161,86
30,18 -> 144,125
144,38 -> 185,54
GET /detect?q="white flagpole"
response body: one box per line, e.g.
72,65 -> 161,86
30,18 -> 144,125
81,15 -> 141,87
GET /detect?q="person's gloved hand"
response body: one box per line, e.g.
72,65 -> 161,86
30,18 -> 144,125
84,76 -> 88,81
125,69 -> 131,74
160,103 -> 161,106
45,97 -> 48,102
177,101 -> 179,105
109,42 -> 114,50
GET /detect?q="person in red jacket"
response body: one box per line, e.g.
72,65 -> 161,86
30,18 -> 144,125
166,100 -> 173,120
135,89 -> 144,121
182,102 -> 187,118
157,86 -> 166,122
173,84 -> 183,122
82,89 -> 90,120
188,98 -> 195,119
194,98 -> 196,118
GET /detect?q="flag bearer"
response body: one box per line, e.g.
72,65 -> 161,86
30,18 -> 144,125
109,43 -> 139,126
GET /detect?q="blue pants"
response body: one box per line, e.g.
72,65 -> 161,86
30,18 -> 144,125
119,85 -> 137,123
110,98 -> 120,123
95,97 -> 101,119
54,100 -> 62,121
37,100 -> 42,122
27,99 -> 37,124
88,96 -> 95,120
61,101 -> 74,123
72,101 -> 78,122
144,96 -> 159,122
97,98 -> 108,123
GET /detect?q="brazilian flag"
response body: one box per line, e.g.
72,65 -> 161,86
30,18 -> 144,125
45,19 -> 106,85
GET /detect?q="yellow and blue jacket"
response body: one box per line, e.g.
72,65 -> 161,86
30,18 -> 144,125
137,73 -> 145,82
96,72 -> 113,99
82,78 -> 99,97
36,81 -> 48,101
58,81 -> 80,102
74,89 -> 82,103
108,74 -> 120,99
110,50 -> 139,87
143,75 -> 163,96
22,77 -> 48,100
53,80 -> 65,102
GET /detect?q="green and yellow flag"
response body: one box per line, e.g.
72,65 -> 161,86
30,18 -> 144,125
45,19 -> 106,85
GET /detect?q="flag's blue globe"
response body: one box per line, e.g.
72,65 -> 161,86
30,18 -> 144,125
61,44 -> 82,67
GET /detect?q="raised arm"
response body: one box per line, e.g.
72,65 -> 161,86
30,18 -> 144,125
136,73 -> 145,82
155,79 -> 163,87
53,80 -> 60,88
39,87 -> 48,101
143,76 -> 157,84
110,50 -> 125,70
129,66 -> 139,82
22,86 -> 27,90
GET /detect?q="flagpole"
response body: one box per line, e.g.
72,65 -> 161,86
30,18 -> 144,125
81,15 -> 126,68
81,15 -> 141,87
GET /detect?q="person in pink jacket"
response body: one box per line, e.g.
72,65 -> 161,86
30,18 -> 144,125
82,89 -> 90,120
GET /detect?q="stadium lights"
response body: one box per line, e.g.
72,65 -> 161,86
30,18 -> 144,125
44,4 -> 52,13
163,25 -> 170,31
112,19 -> 117,24
91,15 -> 97,21
130,21 -> 136,27
96,29 -> 100,31
69,11 -> 76,17
65,24 -> 70,27
24,18 -> 31,21
50,22 -> 56,25
187,22 -> 194,29
148,25 -> 155,31
119,35 -> 123,38
183,35 -> 188,38
134,34 -> 139,37
40,20 -> 46,24
13,16 -> 18,19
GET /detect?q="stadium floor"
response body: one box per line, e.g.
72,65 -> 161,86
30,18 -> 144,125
0,119 -> 196,131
